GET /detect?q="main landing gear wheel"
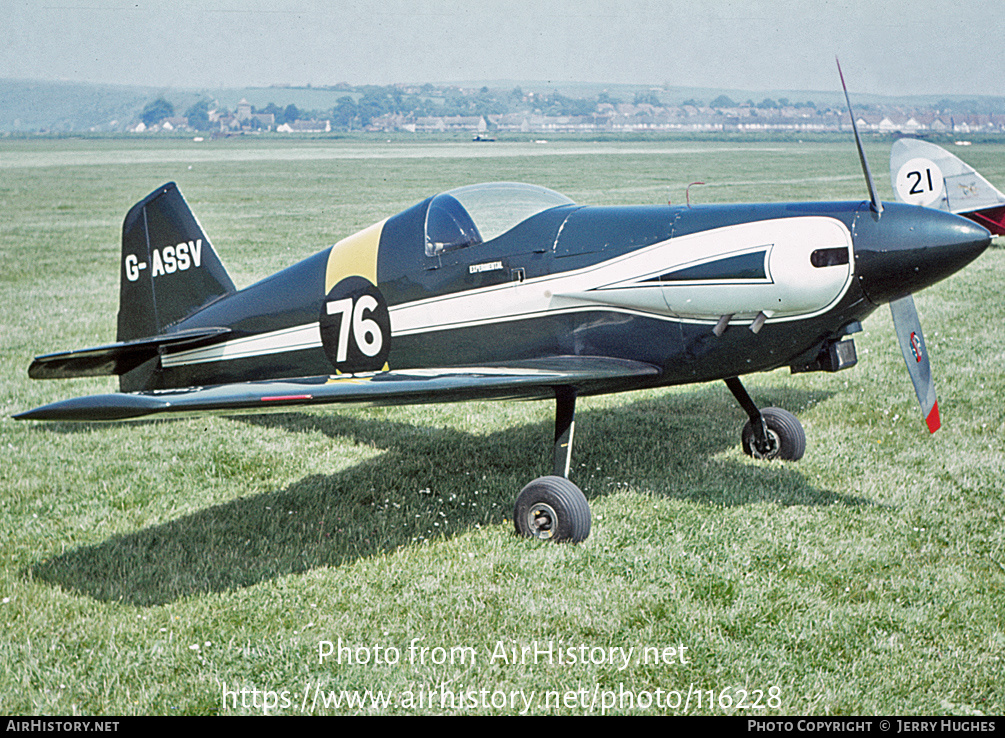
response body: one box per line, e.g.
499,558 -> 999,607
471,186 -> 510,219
514,476 -> 591,543
741,407 -> 806,461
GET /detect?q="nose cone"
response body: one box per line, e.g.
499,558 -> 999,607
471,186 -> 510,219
854,202 -> 991,305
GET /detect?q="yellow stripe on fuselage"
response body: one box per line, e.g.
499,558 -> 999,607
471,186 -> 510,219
325,219 -> 385,292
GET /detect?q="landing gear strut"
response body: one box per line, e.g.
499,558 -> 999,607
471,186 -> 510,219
725,376 -> 806,461
514,387 -> 591,543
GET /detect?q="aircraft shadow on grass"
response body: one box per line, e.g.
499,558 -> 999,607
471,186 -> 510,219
27,385 -> 876,607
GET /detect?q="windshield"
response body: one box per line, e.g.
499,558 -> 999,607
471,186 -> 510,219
425,182 -> 575,256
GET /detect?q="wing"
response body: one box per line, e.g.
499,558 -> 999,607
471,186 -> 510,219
14,356 -> 660,421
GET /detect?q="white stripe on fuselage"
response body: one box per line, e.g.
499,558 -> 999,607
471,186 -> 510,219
161,216 -> 852,367
390,214 -> 851,334
160,323 -> 322,367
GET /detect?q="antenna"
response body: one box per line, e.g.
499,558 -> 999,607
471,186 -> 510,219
837,57 -> 883,215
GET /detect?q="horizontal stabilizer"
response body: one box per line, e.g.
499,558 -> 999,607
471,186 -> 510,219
27,327 -> 231,380
15,356 -> 659,421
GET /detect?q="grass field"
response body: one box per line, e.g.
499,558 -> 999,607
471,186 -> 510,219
1,137 -> 1003,715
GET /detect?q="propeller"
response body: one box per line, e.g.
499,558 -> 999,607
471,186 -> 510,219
837,58 -> 940,433
889,295 -> 940,432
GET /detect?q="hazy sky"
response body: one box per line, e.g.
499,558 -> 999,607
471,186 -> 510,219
3,0 -> 1003,96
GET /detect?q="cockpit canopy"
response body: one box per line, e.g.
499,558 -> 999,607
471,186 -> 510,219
424,182 -> 575,256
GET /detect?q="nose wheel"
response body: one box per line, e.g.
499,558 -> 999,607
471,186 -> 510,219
741,406 -> 805,460
726,377 -> 806,461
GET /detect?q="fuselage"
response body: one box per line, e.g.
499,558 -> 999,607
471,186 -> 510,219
147,190 -> 990,397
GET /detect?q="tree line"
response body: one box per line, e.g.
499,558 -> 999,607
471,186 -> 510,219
139,84 -> 1005,132
141,85 -> 728,131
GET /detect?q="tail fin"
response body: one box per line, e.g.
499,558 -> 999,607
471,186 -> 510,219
118,183 -> 236,342
891,138 -> 1005,213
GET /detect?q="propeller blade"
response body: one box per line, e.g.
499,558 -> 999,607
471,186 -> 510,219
889,295 -> 940,433
837,57 -> 883,215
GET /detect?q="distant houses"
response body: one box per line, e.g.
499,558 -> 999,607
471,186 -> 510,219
365,107 -> 1005,135
124,94 -> 1005,136
235,99 -> 276,130
276,119 -> 331,133
127,98 -> 330,134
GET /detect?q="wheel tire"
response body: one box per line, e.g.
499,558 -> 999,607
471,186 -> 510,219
514,476 -> 591,543
741,407 -> 806,461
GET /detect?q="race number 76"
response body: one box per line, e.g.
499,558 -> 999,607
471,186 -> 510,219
326,295 -> 383,361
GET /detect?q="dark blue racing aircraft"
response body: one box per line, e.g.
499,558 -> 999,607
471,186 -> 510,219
15,71 -> 992,543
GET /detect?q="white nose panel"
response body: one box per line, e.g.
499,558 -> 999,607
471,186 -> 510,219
659,216 -> 853,320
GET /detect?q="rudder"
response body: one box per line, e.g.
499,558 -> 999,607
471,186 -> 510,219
118,182 -> 236,342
